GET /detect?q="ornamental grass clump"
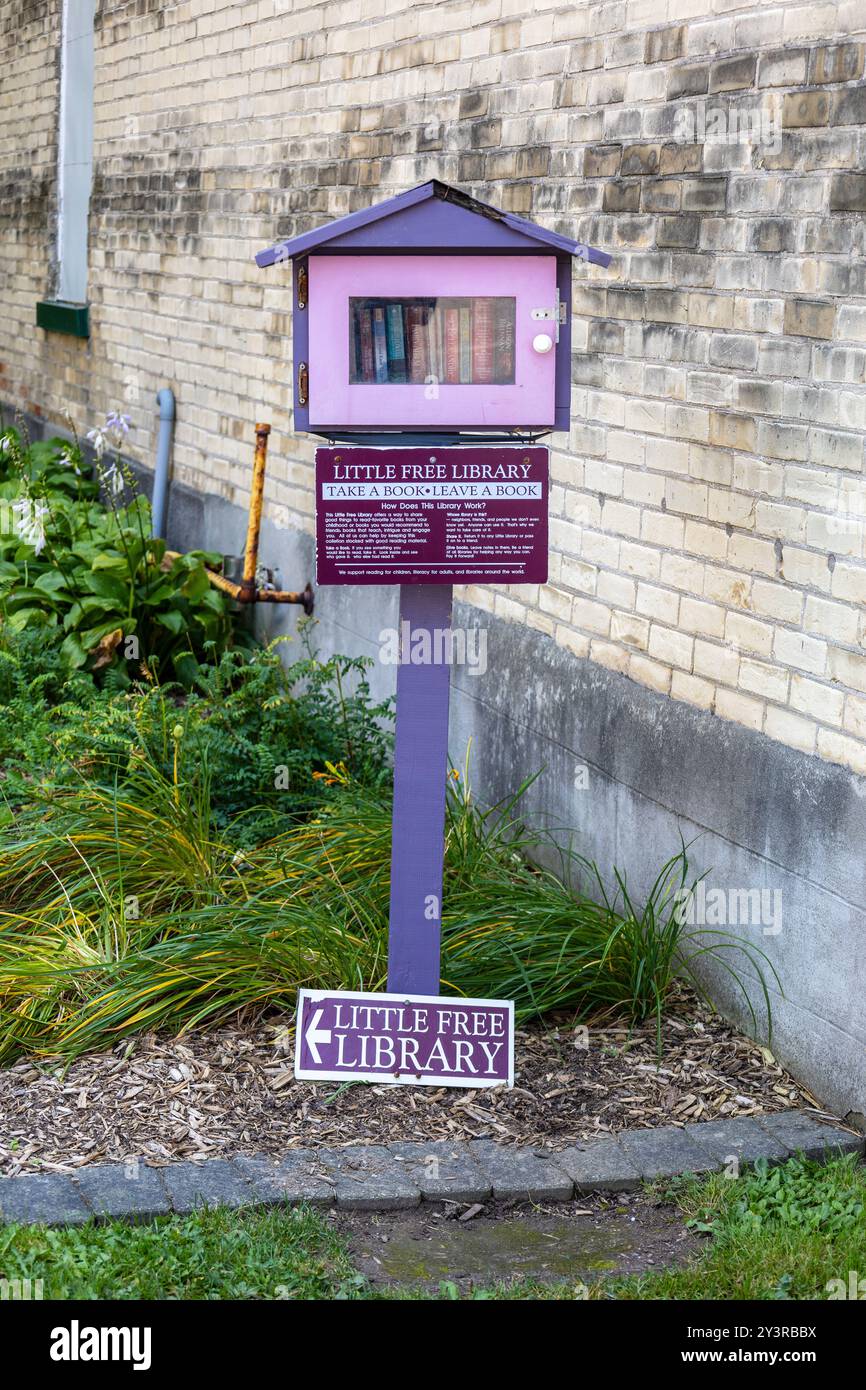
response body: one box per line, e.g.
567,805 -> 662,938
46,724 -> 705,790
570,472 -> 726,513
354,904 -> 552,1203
0,758 -> 779,1063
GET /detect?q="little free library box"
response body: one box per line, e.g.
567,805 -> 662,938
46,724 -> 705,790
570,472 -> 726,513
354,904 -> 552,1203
255,179 -> 610,435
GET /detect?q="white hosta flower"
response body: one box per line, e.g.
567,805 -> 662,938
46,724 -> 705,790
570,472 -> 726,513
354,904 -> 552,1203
102,461 -> 125,497
88,411 -> 133,481
58,446 -> 83,476
12,498 -> 49,555
86,427 -> 108,459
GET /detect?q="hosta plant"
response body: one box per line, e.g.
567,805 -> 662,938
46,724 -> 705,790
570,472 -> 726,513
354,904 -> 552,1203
0,417 -> 242,686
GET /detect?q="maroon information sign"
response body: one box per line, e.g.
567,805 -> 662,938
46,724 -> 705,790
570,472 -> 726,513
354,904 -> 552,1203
295,988 -> 514,1088
315,445 -> 548,586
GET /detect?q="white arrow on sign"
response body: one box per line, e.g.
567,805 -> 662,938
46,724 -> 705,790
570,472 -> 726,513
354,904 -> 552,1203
305,1007 -> 332,1064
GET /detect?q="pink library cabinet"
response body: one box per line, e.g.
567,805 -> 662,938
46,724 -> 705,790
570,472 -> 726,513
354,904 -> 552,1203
255,180 -> 611,439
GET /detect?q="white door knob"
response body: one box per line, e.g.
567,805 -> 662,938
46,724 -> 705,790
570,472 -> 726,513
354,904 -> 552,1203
532,333 -> 554,354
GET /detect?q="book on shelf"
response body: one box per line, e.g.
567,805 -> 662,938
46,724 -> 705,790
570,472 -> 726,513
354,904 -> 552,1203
493,298 -> 515,383
406,303 -> 428,382
350,297 -> 516,386
471,296 -> 494,385
385,303 -> 407,382
357,308 -> 374,382
372,305 -> 389,384
425,303 -> 441,383
443,306 -> 460,384
458,305 -> 472,383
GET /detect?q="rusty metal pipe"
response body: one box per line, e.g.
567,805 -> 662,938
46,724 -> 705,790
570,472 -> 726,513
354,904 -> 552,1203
256,583 -> 315,614
241,423 -> 270,600
200,568 -> 245,599
162,556 -> 313,611
161,422 -> 314,614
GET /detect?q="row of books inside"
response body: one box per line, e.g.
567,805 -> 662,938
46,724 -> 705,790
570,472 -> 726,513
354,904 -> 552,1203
349,296 -> 517,386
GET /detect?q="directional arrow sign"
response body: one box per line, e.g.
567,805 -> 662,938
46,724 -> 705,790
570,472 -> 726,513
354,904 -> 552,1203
294,989 -> 514,1089
304,1007 -> 331,1065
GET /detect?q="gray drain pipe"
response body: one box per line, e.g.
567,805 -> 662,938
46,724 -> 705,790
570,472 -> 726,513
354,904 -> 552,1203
151,387 -> 175,539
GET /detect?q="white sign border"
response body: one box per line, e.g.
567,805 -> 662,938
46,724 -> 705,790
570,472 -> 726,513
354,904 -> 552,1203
294,988 -> 515,1089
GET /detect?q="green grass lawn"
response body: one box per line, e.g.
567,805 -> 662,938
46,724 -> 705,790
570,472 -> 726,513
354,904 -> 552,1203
0,1204 -> 362,1301
1,1153 -> 863,1301
604,1149 -> 866,1302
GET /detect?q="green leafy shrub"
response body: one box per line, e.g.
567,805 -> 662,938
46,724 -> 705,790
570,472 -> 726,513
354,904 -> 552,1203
0,422 -> 242,687
0,614 -> 111,814
0,628 -> 393,839
167,636 -> 394,839
0,425 -> 99,502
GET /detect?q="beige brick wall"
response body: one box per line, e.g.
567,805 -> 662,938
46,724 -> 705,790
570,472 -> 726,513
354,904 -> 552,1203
2,0 -> 866,772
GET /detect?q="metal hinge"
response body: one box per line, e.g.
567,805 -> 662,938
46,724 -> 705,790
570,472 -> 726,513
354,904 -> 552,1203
297,263 -> 308,311
531,297 -> 566,341
298,362 -> 308,406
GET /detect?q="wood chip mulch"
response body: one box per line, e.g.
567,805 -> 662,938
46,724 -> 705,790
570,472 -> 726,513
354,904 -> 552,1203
0,989 -> 833,1178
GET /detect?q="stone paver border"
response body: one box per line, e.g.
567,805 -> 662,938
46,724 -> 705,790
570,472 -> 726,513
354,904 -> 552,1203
0,1111 -> 861,1227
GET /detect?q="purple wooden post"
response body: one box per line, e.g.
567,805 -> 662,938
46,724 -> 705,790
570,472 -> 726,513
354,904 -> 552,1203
387,582 -> 453,995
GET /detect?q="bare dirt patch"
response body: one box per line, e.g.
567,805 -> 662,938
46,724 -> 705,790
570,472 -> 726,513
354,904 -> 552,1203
0,989 -> 829,1177
335,1191 -> 699,1291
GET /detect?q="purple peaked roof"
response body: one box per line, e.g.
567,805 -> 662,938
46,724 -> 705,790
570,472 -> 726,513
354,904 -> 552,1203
255,180 -> 611,268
